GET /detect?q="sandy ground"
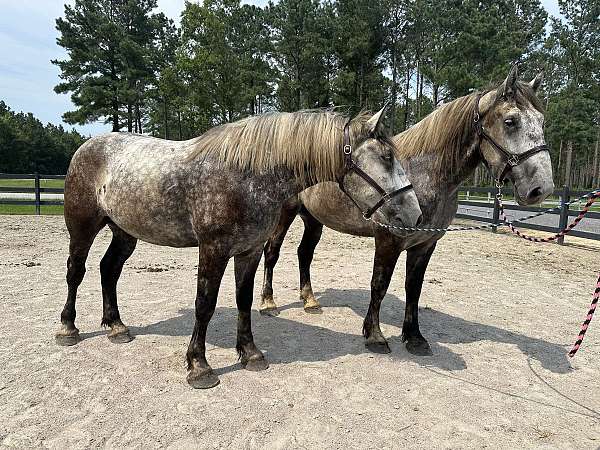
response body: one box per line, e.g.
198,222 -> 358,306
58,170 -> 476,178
0,215 -> 599,449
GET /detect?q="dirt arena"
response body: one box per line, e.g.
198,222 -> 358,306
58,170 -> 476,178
0,215 -> 599,449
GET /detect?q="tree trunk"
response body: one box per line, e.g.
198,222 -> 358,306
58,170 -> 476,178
593,134 -> 599,187
433,83 -> 439,108
564,141 -> 573,187
178,110 -> 182,140
163,99 -> 169,140
127,104 -> 133,133
403,65 -> 411,131
390,46 -> 397,134
415,61 -> 420,119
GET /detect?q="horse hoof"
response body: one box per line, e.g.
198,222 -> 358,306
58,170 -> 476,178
187,369 -> 220,389
242,355 -> 269,372
303,296 -> 322,314
405,339 -> 432,356
55,330 -> 81,346
365,340 -> 391,354
304,305 -> 322,314
108,331 -> 133,344
259,307 -> 279,317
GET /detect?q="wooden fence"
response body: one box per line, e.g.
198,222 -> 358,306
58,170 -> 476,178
1,173 -> 599,244
0,173 -> 65,214
457,185 -> 600,244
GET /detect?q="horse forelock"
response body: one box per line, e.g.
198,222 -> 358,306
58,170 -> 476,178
186,110 -> 374,185
393,81 -> 544,177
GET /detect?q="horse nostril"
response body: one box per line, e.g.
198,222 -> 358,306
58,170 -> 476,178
416,214 -> 423,227
528,186 -> 543,201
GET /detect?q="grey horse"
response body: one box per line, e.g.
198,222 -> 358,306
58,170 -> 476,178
260,66 -> 554,355
55,108 -> 423,388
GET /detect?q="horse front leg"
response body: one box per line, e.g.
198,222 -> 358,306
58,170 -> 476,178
363,229 -> 402,354
235,246 -> 269,371
186,244 -> 229,389
402,241 -> 437,356
260,199 -> 299,316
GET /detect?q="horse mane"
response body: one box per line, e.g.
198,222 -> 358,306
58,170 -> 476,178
393,81 -> 544,175
186,110 -> 376,185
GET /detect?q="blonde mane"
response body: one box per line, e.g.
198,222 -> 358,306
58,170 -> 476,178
393,94 -> 477,175
393,81 -> 544,175
187,110 -> 374,185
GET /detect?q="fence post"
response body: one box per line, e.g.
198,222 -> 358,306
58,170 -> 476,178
34,172 -> 41,215
492,187 -> 500,233
557,184 -> 570,245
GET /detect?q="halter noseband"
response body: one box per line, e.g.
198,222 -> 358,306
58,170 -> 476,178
338,121 -> 414,220
474,93 -> 549,184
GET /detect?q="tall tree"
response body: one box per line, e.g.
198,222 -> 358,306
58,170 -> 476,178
53,0 -> 170,131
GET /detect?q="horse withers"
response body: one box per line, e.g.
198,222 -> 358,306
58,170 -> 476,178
55,107 -> 422,388
260,66 -> 554,354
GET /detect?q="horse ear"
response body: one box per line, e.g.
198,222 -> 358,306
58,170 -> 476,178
366,103 -> 388,136
497,64 -> 519,100
529,72 -> 544,92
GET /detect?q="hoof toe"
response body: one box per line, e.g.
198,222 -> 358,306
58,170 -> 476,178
259,307 -> 279,317
405,339 -> 432,356
108,330 -> 133,344
365,340 -> 391,354
187,369 -> 220,389
303,305 -> 322,314
55,331 -> 81,346
242,356 -> 269,372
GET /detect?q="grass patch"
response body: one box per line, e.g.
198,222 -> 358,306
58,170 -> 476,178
0,204 -> 64,215
0,178 -> 65,189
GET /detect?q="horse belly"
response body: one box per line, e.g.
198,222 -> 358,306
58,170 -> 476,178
301,182 -> 374,237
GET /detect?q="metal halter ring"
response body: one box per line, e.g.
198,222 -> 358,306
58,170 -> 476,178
343,144 -> 352,155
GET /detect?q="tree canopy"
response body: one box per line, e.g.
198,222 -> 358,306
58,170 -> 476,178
2,0 -> 599,186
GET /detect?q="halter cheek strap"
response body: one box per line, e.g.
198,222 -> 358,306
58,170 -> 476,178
474,93 -> 549,183
338,121 -> 414,220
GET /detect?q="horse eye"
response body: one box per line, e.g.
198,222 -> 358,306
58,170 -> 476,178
381,153 -> 392,162
504,118 -> 517,128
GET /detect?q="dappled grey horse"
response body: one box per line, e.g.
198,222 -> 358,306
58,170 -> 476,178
55,108 -> 422,388
260,66 -> 554,355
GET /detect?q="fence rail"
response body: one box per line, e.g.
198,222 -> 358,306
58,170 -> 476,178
457,185 -> 600,244
1,174 -> 598,244
0,173 -> 65,214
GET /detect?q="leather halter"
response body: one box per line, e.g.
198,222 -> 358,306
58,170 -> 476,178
338,121 -> 414,220
474,93 -> 549,183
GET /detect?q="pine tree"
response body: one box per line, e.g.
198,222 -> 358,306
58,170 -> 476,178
53,0 -> 170,132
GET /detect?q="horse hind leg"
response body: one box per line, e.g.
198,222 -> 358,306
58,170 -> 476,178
260,199 -> 299,316
56,217 -> 105,346
297,207 -> 323,313
100,224 -> 137,344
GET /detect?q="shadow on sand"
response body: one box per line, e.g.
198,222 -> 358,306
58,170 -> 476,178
126,288 -> 571,376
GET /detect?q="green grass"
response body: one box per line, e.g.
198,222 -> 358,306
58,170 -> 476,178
0,204 -> 64,215
0,178 -> 65,189
0,178 -> 65,215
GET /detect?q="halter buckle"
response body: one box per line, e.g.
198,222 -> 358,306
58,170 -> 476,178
508,155 -> 519,166
343,144 -> 352,155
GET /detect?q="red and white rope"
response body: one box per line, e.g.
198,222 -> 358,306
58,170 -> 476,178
497,190 -> 600,356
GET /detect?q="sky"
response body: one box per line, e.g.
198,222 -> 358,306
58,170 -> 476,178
0,0 -> 561,137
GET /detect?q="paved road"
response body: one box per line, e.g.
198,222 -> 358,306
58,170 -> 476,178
457,201 -> 600,236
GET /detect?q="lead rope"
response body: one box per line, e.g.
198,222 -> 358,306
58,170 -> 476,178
495,187 -> 600,357
568,274 -> 600,357
372,187 -> 600,356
